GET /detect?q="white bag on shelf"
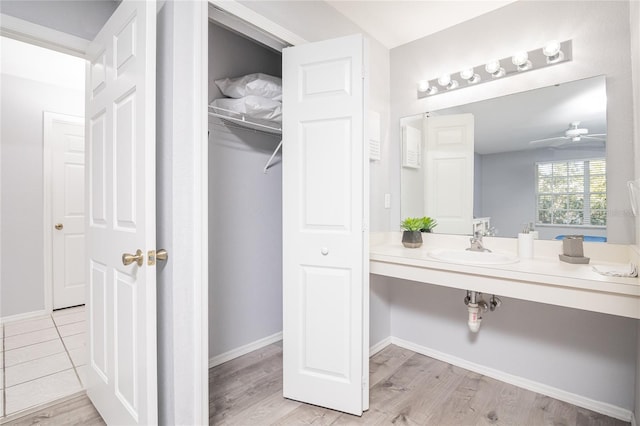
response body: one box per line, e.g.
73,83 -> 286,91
214,73 -> 282,101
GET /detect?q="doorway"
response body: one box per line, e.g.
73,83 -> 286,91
0,35 -> 88,418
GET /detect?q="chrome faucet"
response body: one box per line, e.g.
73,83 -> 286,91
467,231 -> 491,252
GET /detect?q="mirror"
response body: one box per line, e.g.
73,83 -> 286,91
401,76 -> 608,240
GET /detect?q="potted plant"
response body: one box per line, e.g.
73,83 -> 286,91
419,216 -> 437,233
401,217 -> 424,248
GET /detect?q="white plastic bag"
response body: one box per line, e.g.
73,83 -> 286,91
214,73 -> 282,101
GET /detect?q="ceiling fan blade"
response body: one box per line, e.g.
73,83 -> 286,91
529,136 -> 568,144
581,135 -> 607,141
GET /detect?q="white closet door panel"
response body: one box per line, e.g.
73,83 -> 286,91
283,33 -> 368,416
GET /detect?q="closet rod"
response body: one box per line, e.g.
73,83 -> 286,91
264,140 -> 283,174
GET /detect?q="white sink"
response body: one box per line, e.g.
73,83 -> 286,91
428,249 -> 519,265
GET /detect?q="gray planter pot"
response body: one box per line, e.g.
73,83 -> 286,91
402,230 -> 423,248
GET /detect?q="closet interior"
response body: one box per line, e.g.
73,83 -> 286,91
208,19 -> 284,365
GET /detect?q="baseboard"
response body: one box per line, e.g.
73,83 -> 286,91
369,336 -> 392,357
391,337 -> 633,423
0,309 -> 49,324
209,331 -> 283,368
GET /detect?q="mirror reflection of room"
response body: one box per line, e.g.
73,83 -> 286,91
401,75 -> 613,241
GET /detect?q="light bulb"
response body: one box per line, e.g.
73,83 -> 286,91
543,40 -> 564,64
460,68 -> 480,84
417,80 -> 430,92
512,51 -> 532,71
485,60 -> 501,74
543,40 -> 561,57
511,51 -> 528,66
438,74 -> 451,87
485,60 -> 505,78
459,68 -> 474,80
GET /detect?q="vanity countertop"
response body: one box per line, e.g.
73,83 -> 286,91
370,232 -> 640,318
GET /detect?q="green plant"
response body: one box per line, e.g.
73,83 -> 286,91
400,217 -> 423,232
419,216 -> 437,232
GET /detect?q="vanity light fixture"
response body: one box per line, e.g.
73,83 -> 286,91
417,39 -> 572,99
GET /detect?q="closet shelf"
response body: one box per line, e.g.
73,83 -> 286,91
208,105 -> 281,135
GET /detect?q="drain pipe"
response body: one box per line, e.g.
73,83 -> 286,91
463,291 -> 493,333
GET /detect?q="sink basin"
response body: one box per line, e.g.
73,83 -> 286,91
428,249 -> 519,265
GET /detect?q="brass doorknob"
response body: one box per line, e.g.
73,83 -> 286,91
122,249 -> 144,267
156,249 -> 168,261
55,223 -> 63,230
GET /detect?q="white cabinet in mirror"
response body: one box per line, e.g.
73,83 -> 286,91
399,75 -> 627,242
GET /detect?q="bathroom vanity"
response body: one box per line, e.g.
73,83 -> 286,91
371,232 -> 640,319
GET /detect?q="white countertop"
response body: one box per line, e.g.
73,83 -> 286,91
370,232 -> 640,318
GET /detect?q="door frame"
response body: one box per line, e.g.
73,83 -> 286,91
43,111 -> 85,314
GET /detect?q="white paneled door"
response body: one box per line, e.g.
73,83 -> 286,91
424,113 -> 475,235
282,34 -> 369,416
48,112 -> 86,309
85,1 -> 157,424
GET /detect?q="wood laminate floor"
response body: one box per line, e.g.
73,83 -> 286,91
3,343 -> 630,425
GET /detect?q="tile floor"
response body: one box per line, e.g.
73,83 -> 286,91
1,305 -> 86,418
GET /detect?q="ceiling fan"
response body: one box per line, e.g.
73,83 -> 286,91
529,121 -> 607,145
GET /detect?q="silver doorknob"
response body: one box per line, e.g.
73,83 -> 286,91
122,249 -> 144,266
55,223 -> 63,230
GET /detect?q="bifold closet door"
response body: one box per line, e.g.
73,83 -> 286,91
282,34 -> 369,416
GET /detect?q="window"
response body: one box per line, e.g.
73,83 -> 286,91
536,159 -> 606,226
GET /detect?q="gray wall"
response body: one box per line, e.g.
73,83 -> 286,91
479,146 -> 607,240
389,282 -> 637,410
0,74 -> 84,318
391,0 -> 635,244
388,0 -> 637,412
0,0 -> 118,40
208,22 -> 283,358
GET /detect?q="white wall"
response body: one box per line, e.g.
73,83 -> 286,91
0,74 -> 83,318
0,0 -> 118,40
390,0 -> 635,244
387,0 -> 637,414
208,22 -> 283,358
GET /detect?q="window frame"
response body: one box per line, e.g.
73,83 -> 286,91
534,157 -> 606,228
